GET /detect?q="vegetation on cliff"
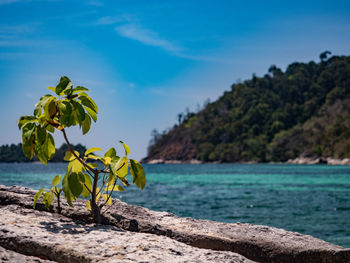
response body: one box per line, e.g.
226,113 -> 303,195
145,52 -> 350,162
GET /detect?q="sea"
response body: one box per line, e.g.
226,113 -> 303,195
0,163 -> 349,248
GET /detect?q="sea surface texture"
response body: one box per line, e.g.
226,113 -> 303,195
0,163 -> 349,248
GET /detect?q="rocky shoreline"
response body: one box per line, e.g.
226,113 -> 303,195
0,185 -> 349,262
144,157 -> 350,165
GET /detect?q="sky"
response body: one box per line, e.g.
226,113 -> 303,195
0,0 -> 350,160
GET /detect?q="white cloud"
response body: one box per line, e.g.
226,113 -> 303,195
115,23 -> 181,53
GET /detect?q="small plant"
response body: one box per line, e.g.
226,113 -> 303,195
18,76 -> 146,223
34,174 -> 62,213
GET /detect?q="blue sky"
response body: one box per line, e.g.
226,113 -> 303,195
1,0 -> 350,160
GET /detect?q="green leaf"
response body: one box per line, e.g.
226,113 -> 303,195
56,76 -> 72,95
104,147 -> 116,158
64,150 -> 79,161
85,107 -> 97,122
58,101 -> 72,115
45,133 -> 55,160
68,172 -> 83,197
34,127 -> 49,165
130,159 -> 146,190
34,103 -> 43,117
36,126 -> 47,144
43,192 -> 54,208
52,174 -> 61,187
62,172 -> 75,207
71,100 -> 85,123
81,173 -> 92,198
22,122 -> 36,141
72,86 -> 89,93
17,116 -> 37,129
85,147 -> 103,156
110,156 -> 121,175
120,141 -> 130,156
46,124 -> 55,133
22,139 -> 34,159
33,188 -> 45,208
79,96 -> 98,113
81,113 -> 91,135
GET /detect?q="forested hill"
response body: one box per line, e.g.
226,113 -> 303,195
0,143 -> 86,163
144,52 -> 350,163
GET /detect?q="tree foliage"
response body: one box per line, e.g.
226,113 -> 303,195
17,76 -> 146,223
145,53 -> 350,162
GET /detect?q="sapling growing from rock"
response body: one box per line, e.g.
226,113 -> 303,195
34,174 -> 62,213
18,76 -> 146,223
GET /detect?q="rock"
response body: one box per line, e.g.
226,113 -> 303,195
1,185 -> 349,263
0,246 -> 55,262
146,159 -> 165,164
287,157 -> 350,165
0,204 -> 253,263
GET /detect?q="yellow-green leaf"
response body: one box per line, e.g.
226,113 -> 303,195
52,174 -> 61,187
102,157 -> 111,166
120,141 -> 130,156
85,107 -> 97,122
85,147 -> 103,156
68,159 -> 83,173
104,147 -> 116,158
104,185 -> 124,192
43,192 -> 54,208
116,157 -> 128,178
47,86 -> 56,93
86,200 -> 91,210
33,188 -> 45,208
102,194 -> 112,206
45,133 -> 55,160
86,154 -> 101,161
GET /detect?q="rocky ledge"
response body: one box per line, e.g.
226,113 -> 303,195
0,185 -> 349,263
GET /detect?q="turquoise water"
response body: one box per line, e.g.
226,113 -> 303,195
1,163 -> 350,248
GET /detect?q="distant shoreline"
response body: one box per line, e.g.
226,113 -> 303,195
143,157 -> 350,165
1,157 -> 349,165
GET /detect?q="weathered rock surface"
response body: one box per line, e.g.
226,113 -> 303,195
1,185 -> 350,263
0,204 -> 253,263
0,246 -> 55,262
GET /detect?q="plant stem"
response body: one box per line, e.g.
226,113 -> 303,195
61,128 -> 95,176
